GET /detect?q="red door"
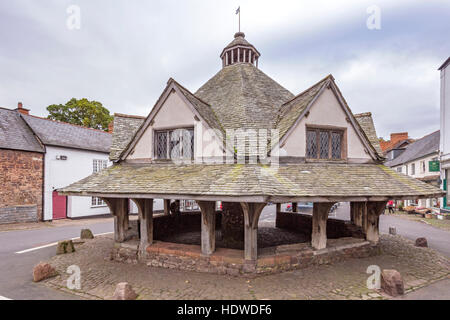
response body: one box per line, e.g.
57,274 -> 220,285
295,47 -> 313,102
52,191 -> 67,220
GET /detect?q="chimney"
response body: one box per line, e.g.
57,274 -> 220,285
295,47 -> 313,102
15,102 -> 30,115
390,132 -> 408,143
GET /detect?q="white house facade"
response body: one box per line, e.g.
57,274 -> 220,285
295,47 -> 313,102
439,57 -> 450,211
385,131 -> 441,209
21,112 -> 115,220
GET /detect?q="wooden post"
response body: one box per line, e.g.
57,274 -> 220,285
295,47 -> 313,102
311,202 -> 334,250
103,198 -> 128,243
197,201 -> 216,255
241,202 -> 266,261
365,201 -> 387,243
164,199 -> 170,215
276,203 -> 281,213
133,199 -> 154,256
350,202 -> 366,228
292,202 -> 298,213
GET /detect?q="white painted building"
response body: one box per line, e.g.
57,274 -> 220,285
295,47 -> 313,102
21,112 -> 115,220
439,57 -> 450,211
385,131 -> 441,208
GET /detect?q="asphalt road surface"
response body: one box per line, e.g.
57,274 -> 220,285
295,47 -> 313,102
0,220 -> 113,300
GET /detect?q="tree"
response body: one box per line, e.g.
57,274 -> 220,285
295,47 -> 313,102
47,98 -> 113,131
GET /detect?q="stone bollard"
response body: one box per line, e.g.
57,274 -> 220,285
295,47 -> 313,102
389,227 -> 397,235
80,229 -> 94,239
113,282 -> 138,300
56,240 -> 76,255
415,237 -> 428,248
381,269 -> 404,297
33,262 -> 58,282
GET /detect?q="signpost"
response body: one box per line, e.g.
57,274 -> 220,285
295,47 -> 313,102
429,161 -> 440,172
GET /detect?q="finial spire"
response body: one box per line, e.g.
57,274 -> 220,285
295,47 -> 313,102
236,6 -> 240,32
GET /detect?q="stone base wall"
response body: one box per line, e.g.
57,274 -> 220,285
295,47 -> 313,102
0,205 -> 38,224
276,212 -> 365,239
126,212 -> 222,240
111,238 -> 380,276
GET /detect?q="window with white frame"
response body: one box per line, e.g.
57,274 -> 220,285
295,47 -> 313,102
92,159 -> 108,207
420,160 -> 426,173
410,163 -> 415,175
155,128 -> 194,160
397,167 -> 402,173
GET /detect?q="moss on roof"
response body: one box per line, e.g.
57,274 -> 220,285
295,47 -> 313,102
60,162 -> 443,200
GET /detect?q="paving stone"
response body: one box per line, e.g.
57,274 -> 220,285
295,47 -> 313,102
41,234 -> 450,300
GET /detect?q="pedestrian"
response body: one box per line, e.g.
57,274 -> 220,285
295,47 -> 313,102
387,200 -> 394,214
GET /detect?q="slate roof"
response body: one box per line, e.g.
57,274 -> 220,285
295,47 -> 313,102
196,63 -> 295,131
275,75 -> 331,141
22,114 -> 111,153
110,114 -> 145,160
354,112 -> 383,155
0,107 -> 44,153
385,131 -> 440,167
59,163 -> 443,200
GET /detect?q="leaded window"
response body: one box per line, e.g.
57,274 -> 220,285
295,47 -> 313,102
306,128 -> 344,160
306,130 -> 317,158
155,128 -> 194,160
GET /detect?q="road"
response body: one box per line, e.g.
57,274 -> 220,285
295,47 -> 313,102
0,205 -> 448,300
0,219 -> 113,300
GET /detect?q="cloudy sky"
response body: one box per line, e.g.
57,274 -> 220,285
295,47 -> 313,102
0,0 -> 449,139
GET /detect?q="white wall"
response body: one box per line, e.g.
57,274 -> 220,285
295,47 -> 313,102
128,90 -> 223,161
440,62 -> 450,209
392,153 -> 440,208
282,87 -> 372,161
43,146 -> 111,220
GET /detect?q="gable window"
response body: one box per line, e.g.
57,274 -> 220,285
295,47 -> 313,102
92,159 -> 108,207
306,128 -> 344,160
155,128 -> 194,160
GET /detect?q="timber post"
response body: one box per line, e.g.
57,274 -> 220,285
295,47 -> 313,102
241,202 -> 266,261
311,202 -> 334,250
197,201 -> 217,255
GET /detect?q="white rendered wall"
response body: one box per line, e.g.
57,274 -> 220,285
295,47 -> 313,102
282,88 -> 372,161
128,91 -> 223,161
440,64 -> 450,166
43,146 -> 111,220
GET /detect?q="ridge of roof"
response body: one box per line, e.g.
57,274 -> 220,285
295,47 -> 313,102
114,113 -> 146,119
438,56 -> 450,70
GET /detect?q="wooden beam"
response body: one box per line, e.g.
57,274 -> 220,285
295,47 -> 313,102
133,198 -> 154,256
197,201 -> 216,255
240,202 -> 266,261
311,202 -> 334,250
276,203 -> 281,213
365,201 -> 387,243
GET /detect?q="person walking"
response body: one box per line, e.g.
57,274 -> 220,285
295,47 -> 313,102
387,200 -> 395,214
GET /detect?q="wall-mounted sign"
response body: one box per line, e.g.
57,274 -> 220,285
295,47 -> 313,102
429,161 -> 440,172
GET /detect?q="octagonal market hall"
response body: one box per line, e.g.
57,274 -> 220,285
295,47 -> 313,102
60,32 -> 444,275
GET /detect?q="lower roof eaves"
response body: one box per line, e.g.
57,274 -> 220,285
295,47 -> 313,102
58,162 -> 445,203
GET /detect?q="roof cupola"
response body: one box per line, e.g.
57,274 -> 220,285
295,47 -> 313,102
220,32 -> 261,68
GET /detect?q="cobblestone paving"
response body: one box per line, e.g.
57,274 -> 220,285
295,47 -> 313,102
41,234 -> 449,300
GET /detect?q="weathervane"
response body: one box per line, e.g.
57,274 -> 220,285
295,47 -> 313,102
236,6 -> 240,32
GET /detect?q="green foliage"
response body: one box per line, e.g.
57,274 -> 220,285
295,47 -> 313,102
46,98 -> 113,131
